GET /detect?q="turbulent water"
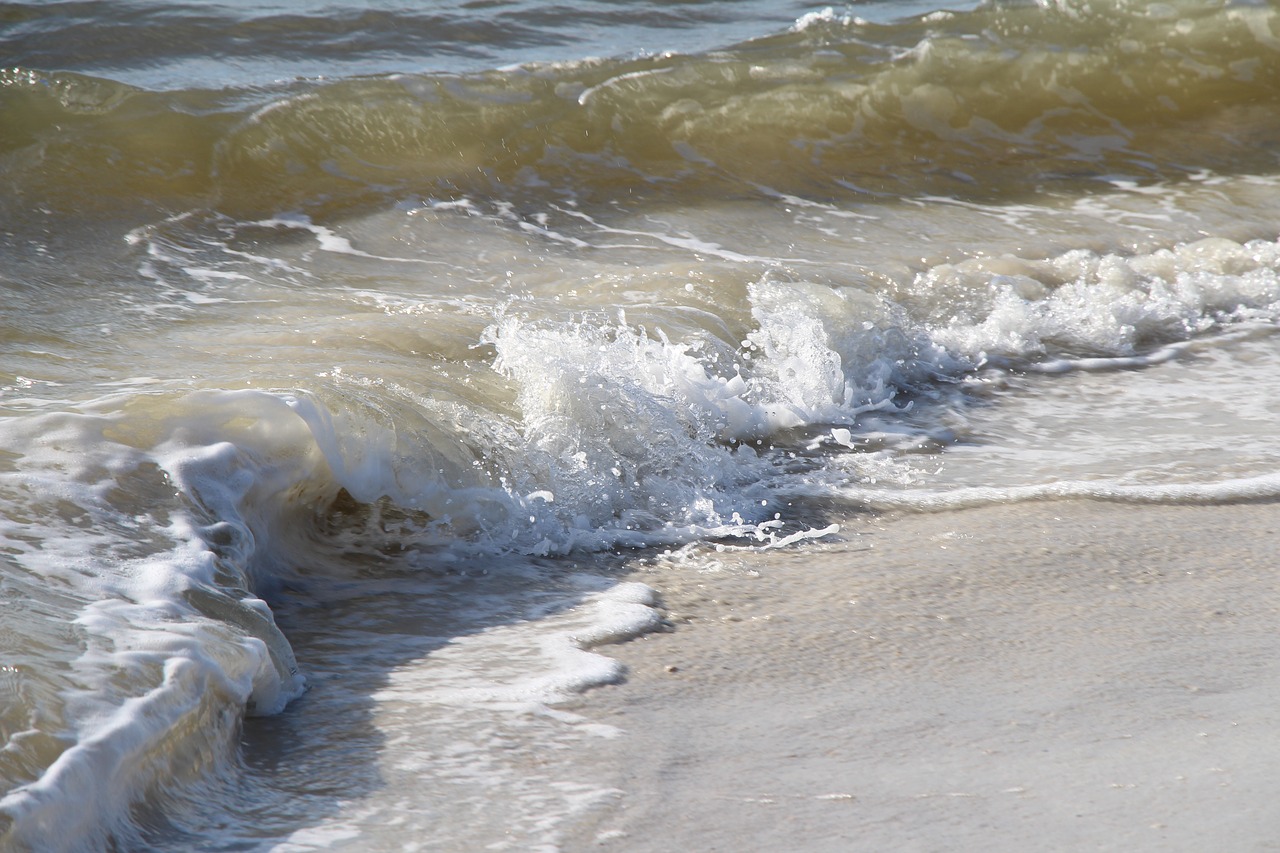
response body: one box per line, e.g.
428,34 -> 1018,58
3,0 -> 1280,849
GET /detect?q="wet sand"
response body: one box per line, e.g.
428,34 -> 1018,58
561,499 -> 1280,851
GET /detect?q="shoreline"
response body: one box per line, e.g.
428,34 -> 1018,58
559,498 -> 1280,851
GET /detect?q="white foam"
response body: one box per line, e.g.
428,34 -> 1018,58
792,7 -> 863,32
921,236 -> 1280,365
553,205 -> 809,264
0,395 -> 314,849
253,213 -> 443,265
818,471 -> 1280,511
370,581 -> 663,708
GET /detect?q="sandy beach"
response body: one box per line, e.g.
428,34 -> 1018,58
561,499 -> 1280,852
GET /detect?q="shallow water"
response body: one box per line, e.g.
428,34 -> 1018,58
3,0 -> 1280,849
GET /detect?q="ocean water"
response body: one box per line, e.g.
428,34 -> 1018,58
3,0 -> 1280,849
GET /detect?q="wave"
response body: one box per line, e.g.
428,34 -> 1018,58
3,0 -> 1280,224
